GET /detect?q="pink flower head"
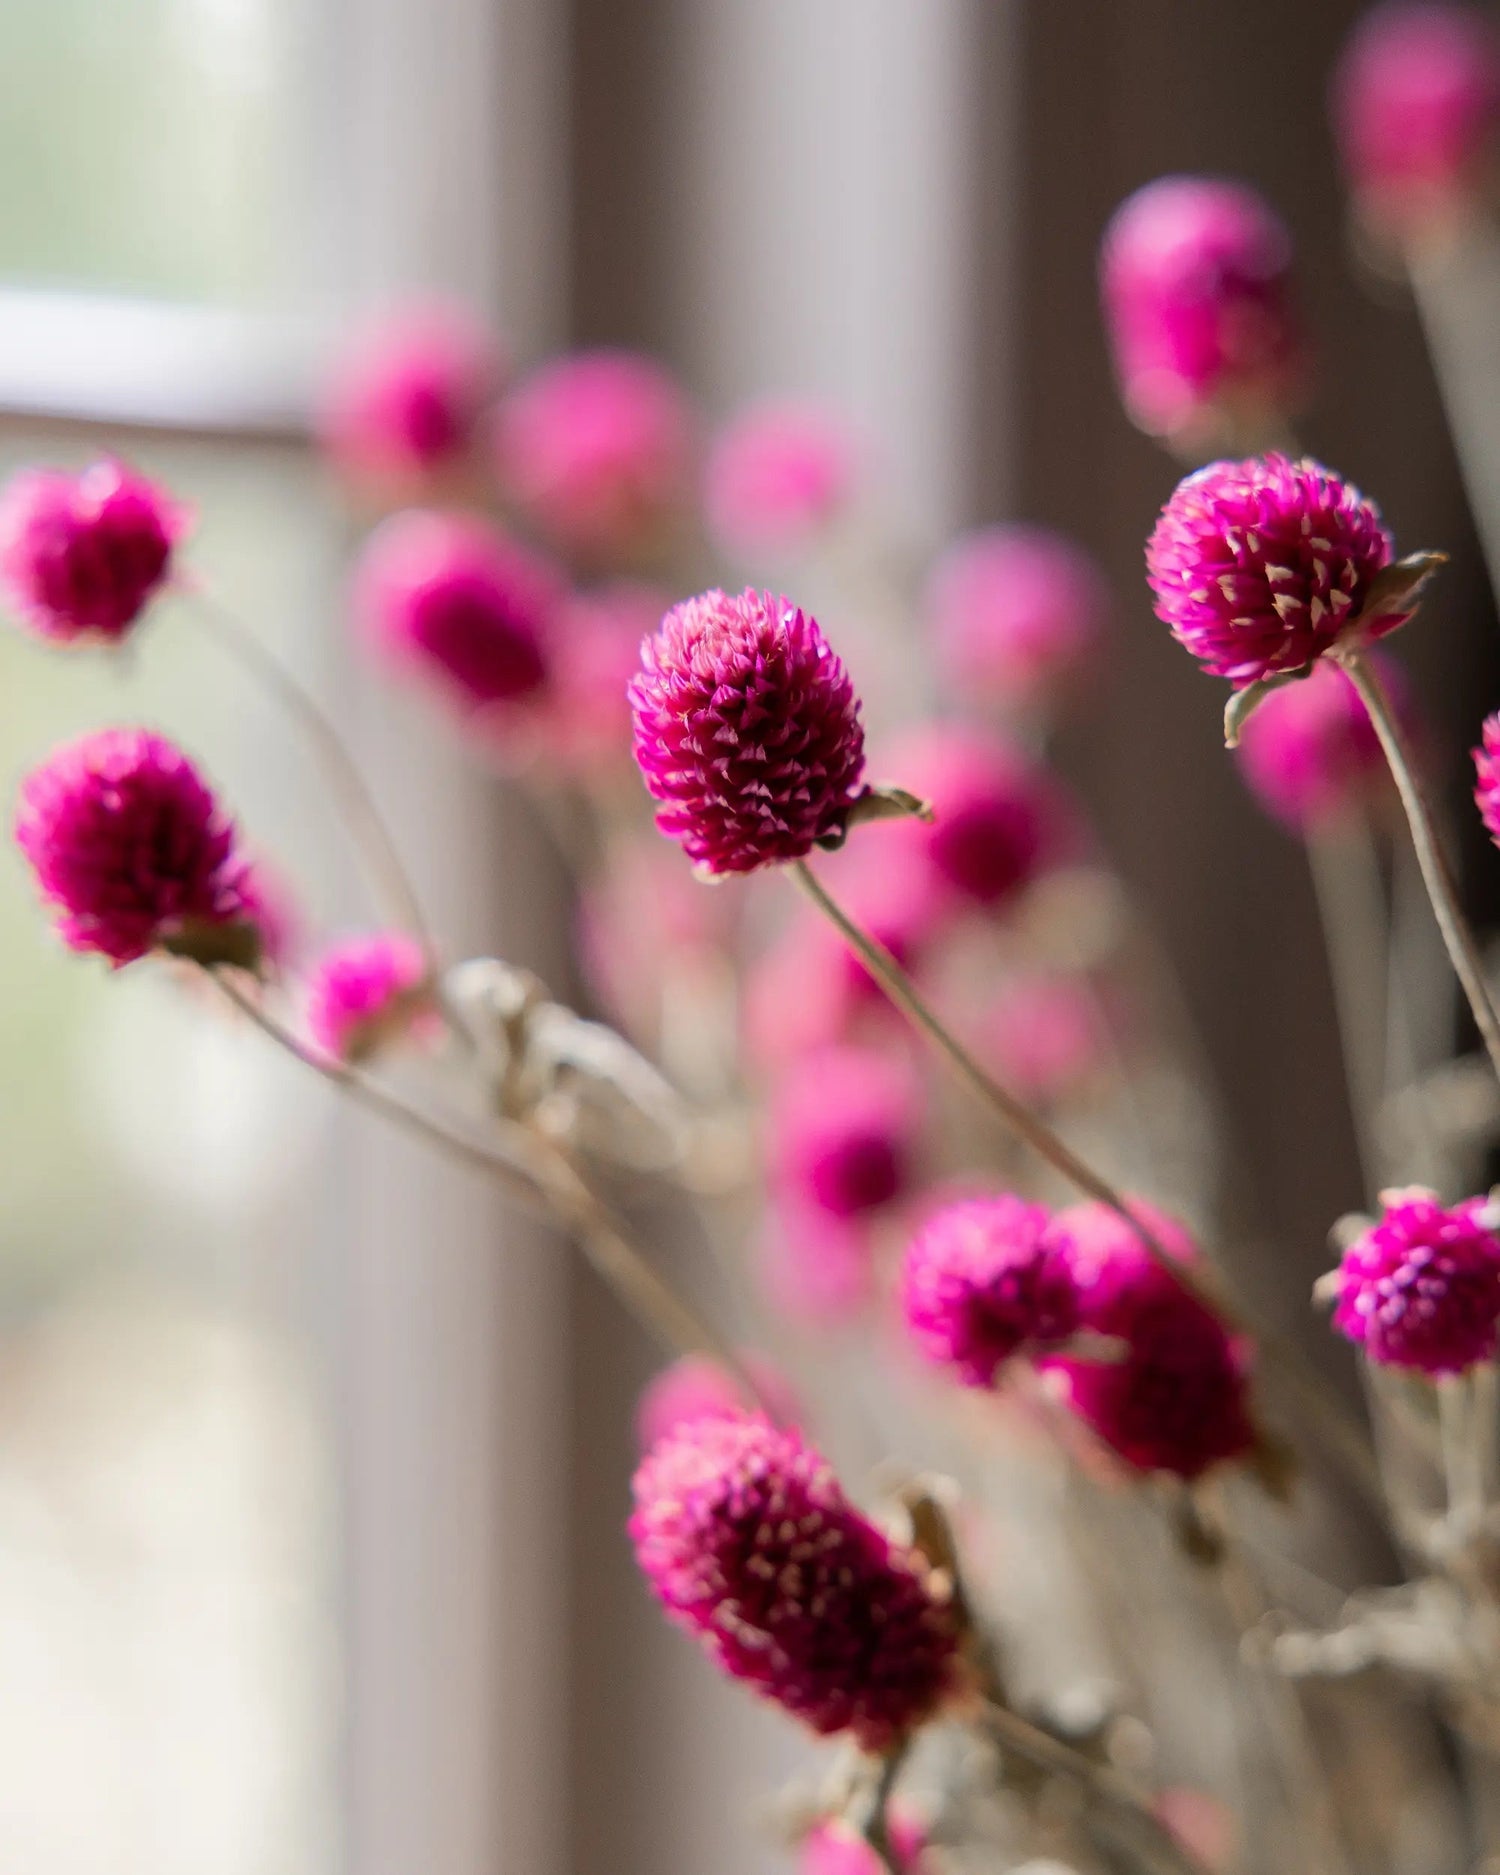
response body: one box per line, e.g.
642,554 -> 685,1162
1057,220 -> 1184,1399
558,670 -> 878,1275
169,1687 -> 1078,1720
634,1352 -> 800,1453
525,581 -> 667,776
354,510 -> 560,711
705,400 -> 855,560
630,588 -> 866,874
494,348 -> 693,561
927,525 -> 1111,712
979,973 -> 1109,1106
1328,1186 -> 1500,1373
900,1194 -> 1080,1388
1236,650 -> 1414,832
802,1810 -> 929,1875
767,1045 -> 923,1221
1332,4 -> 1500,244
0,460 -> 186,645
16,728 -> 254,968
1146,453 -> 1396,689
629,1414 -> 959,1747
303,931 -> 434,1064
1100,177 -> 1304,447
1473,709 -> 1500,849
1041,1200 -> 1258,1480
319,301 -> 505,492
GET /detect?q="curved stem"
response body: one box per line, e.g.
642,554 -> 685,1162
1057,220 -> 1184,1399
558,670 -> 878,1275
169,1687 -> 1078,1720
1343,653 -> 1500,1087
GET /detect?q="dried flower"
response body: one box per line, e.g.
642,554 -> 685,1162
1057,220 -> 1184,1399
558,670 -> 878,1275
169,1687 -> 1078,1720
1042,1201 -> 1258,1480
1327,1186 -> 1500,1373
304,931 -> 434,1064
1332,3 -> 1500,246
494,348 -> 693,560
900,1194 -> 1080,1387
0,460 -> 186,645
768,1044 -> 923,1221
926,524 -> 1110,713
630,1414 -> 960,1747
1099,177 -> 1303,448
1473,709 -> 1500,849
318,301 -> 505,492
630,588 -> 866,874
706,400 -> 854,560
1146,453 -> 1395,688
634,1353 -> 800,1453
354,510 -> 560,710
16,728 -> 254,968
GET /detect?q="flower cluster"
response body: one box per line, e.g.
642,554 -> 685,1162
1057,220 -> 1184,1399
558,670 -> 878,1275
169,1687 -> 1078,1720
1326,1188 -> 1500,1373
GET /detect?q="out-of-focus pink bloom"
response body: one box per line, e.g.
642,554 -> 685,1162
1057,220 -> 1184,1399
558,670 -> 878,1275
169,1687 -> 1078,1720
759,1204 -> 879,1328
319,301 -> 505,493
927,525 -> 1110,712
0,460 -> 186,645
494,348 -> 693,561
630,1414 -> 960,1746
1236,651 -> 1413,832
1332,4 -> 1500,245
1328,1186 -> 1500,1373
1042,1200 -> 1258,1481
354,510 -> 561,711
1146,454 -> 1396,688
525,581 -> 666,777
801,1808 -> 930,1875
1100,176 -> 1304,448
979,973 -> 1110,1106
304,931 -> 435,1064
767,1044 -> 923,1221
630,588 -> 866,874
705,400 -> 855,560
633,1352 -> 800,1452
1473,709 -> 1500,849
16,728 -> 254,968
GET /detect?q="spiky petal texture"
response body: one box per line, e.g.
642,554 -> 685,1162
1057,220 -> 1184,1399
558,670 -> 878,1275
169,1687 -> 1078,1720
767,1045 -> 923,1221
1329,1187 -> 1500,1373
629,1415 -> 959,1748
1100,177 -> 1303,446
1332,4 -> 1500,243
1146,454 -> 1395,689
16,728 -> 252,967
1474,710 -> 1500,850
927,524 -> 1110,712
706,400 -> 855,561
0,460 -> 185,645
304,931 -> 433,1064
633,1353 -> 800,1454
1236,651 -> 1413,832
1041,1201 -> 1258,1480
629,587 -> 866,874
900,1195 -> 1081,1387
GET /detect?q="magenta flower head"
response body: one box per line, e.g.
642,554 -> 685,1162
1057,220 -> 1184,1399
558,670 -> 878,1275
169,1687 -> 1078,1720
1147,453 -> 1398,690
1100,177 -> 1303,450
494,348 -> 693,561
900,1194 -> 1080,1388
0,460 -> 186,646
927,524 -> 1111,714
630,587 -> 866,874
1473,710 -> 1500,849
1326,1186 -> 1500,1373
1041,1201 -> 1258,1481
16,728 -> 255,968
319,301 -> 505,493
354,510 -> 560,711
705,400 -> 855,561
304,931 -> 435,1065
630,1414 -> 960,1747
768,1044 -> 923,1221
634,1352 -> 800,1454
1332,4 -> 1500,247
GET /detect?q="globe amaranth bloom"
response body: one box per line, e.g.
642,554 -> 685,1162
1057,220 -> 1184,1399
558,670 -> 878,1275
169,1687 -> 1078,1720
1041,1201 -> 1258,1481
1325,1186 -> 1500,1373
926,524 -> 1110,714
1146,453 -> 1396,689
1236,650 -> 1416,833
900,1194 -> 1080,1388
630,1414 -> 960,1748
354,510 -> 561,711
767,1044 -> 923,1221
304,931 -> 435,1064
706,400 -> 855,562
630,587 -> 866,874
1474,710 -> 1500,850
319,300 -> 505,492
0,459 -> 186,645
1332,3 -> 1500,246
16,728 -> 255,968
634,1352 -> 800,1454
494,348 -> 693,561
801,1809 -> 930,1875
1100,176 -> 1304,448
